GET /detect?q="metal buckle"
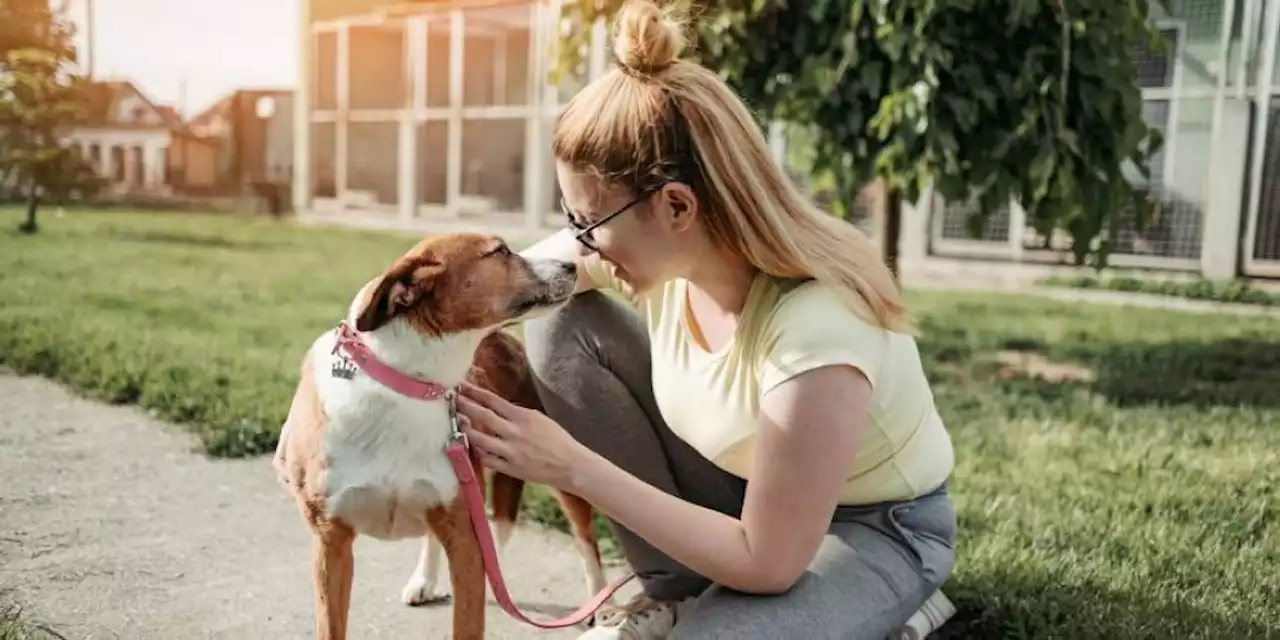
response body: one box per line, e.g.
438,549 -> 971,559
445,388 -> 468,448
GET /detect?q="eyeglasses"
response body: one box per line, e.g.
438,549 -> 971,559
562,187 -> 660,252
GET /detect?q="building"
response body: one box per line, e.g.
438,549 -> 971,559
187,88 -> 296,212
902,0 -> 1280,282
294,0 -> 613,237
69,79 -> 219,195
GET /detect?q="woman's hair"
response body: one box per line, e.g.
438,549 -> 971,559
551,0 -> 912,333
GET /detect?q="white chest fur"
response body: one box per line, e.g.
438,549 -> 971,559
308,321 -> 476,541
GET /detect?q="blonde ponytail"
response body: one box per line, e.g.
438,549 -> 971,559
553,0 -> 912,333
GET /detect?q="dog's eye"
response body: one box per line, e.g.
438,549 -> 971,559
487,244 -> 512,258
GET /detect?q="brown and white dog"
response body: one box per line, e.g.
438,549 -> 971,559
274,233 -> 606,639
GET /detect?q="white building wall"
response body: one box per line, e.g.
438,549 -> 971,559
69,127 -> 173,189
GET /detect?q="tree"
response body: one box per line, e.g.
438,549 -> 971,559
555,0 -> 1167,275
0,47 -> 102,233
1,0 -> 75,58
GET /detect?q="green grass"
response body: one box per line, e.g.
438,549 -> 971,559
2,209 -> 1278,638
1,209 -> 416,456
1040,273 -> 1280,307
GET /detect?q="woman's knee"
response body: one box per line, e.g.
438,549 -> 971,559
523,290 -> 643,377
671,521 -> 936,640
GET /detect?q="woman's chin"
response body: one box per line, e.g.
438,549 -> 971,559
606,261 -> 630,283
606,262 -> 645,293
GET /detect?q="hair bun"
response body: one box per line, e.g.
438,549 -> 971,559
612,0 -> 686,75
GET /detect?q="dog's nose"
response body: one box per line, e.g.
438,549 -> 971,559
558,260 -> 576,276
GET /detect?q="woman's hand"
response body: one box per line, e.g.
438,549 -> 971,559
455,382 -> 595,489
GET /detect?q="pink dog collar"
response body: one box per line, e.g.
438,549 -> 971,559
331,321 -> 449,400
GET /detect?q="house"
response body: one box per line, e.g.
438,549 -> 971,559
187,88 -> 296,212
69,79 -> 219,195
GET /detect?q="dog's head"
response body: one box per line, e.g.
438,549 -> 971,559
352,233 -> 577,336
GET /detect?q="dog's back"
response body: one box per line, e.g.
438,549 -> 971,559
467,329 -> 543,411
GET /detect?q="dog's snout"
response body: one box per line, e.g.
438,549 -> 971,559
528,257 -> 576,284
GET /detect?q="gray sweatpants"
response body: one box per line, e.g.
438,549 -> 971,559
524,292 -> 958,639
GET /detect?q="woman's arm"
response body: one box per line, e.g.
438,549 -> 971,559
565,363 -> 871,594
518,229 -> 598,295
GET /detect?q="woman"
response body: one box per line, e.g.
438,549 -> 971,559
457,2 -> 957,638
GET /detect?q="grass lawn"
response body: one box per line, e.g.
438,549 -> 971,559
2,209 -> 1278,638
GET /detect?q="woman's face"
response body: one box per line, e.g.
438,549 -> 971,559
555,161 -> 699,293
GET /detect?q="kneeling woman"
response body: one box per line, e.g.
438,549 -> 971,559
456,2 -> 958,638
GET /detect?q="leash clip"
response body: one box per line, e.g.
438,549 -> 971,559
445,388 -> 468,449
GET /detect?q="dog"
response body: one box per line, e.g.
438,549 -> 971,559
274,233 -> 606,639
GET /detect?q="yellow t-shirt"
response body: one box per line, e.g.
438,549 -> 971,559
582,255 -> 954,505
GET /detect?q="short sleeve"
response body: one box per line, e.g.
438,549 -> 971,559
756,282 -> 888,394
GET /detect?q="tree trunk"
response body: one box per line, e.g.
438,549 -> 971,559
883,187 -> 902,281
18,179 -> 40,234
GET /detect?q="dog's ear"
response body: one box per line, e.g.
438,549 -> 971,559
354,261 -> 444,332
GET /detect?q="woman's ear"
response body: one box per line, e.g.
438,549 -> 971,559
663,182 -> 699,230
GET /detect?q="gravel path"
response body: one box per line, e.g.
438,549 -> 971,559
0,371 -> 636,639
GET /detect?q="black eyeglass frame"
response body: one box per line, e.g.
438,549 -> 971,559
562,185 -> 664,251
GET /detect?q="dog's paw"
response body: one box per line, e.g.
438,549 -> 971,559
400,578 -> 450,606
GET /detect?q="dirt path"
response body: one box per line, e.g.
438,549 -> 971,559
0,372 -> 638,639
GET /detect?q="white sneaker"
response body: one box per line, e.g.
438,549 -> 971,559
889,589 -> 957,640
578,594 -> 694,640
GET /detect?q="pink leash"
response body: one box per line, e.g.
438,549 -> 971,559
333,322 -> 637,629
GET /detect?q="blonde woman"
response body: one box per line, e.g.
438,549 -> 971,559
456,1 -> 958,637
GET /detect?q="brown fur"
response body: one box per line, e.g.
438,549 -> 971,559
277,233 -> 599,640
473,331 -> 601,578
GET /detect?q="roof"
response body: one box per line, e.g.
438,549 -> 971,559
155,106 -> 183,129
80,79 -> 187,132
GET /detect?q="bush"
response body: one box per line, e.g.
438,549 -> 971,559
1040,274 -> 1279,306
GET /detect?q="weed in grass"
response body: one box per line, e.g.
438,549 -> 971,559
0,593 -> 65,640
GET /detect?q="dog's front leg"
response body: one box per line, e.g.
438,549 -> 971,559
428,500 -> 485,640
312,526 -> 355,640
